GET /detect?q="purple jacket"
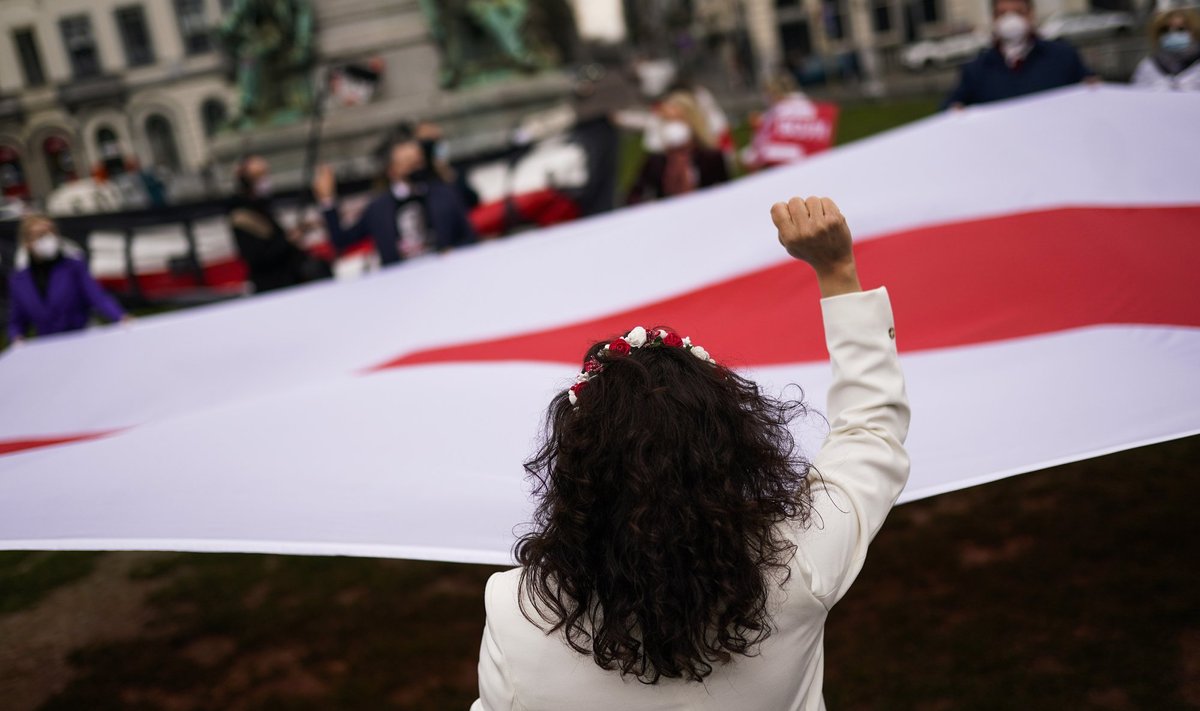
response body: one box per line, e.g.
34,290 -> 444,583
7,256 -> 125,339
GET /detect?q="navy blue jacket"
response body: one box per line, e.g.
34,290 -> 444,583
943,38 -> 1092,109
322,181 -> 477,266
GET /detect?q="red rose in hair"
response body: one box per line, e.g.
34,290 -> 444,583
662,332 -> 684,348
607,339 -> 631,356
570,381 -> 587,396
583,358 -> 602,373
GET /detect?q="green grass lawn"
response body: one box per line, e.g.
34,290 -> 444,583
0,552 -> 102,616
834,97 -> 942,145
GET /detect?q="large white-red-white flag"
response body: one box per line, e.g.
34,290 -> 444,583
1,86 -> 1198,564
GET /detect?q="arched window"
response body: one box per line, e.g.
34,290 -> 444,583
144,114 -> 181,173
42,134 -> 77,187
201,99 -> 228,138
0,144 -> 30,200
95,125 -> 126,176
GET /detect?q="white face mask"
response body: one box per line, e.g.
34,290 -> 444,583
660,120 -> 692,150
254,176 -> 273,198
31,233 -> 61,260
1161,30 -> 1193,54
994,12 -> 1031,43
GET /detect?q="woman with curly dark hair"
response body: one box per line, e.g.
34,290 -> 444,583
473,196 -> 910,710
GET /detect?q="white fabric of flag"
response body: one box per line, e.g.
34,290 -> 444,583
1,86 -> 1198,564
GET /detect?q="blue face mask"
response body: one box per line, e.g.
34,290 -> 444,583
1161,30 -> 1193,53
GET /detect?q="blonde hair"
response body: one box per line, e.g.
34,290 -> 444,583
1150,8 -> 1200,40
765,73 -> 799,103
17,213 -> 55,245
661,91 -> 716,150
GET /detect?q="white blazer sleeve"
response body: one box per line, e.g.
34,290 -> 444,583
472,574 -> 516,711
796,287 -> 910,608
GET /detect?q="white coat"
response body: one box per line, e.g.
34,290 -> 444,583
472,287 -> 911,711
1131,55 -> 1200,91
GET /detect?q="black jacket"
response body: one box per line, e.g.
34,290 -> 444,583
228,195 -> 310,293
625,147 -> 730,204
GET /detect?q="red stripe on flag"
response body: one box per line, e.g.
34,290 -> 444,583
0,430 -> 124,457
7,206 -> 1197,460
98,259 -> 248,299
366,205 -> 1200,372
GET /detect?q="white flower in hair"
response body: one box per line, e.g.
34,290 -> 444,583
568,389 -> 579,405
657,329 -> 670,339
682,336 -> 692,346
625,326 -> 648,348
690,345 -> 711,362
575,373 -> 589,384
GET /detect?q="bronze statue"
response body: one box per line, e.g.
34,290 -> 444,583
218,0 -> 316,128
419,0 -> 577,89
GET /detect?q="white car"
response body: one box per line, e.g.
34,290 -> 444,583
1039,12 -> 1135,41
901,32 -> 991,70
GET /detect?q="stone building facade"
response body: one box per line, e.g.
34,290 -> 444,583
730,0 -> 1088,89
0,0 -> 238,199
0,0 -> 1098,201
0,0 -> 589,201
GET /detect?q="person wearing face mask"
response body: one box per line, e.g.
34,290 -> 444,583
943,0 -> 1094,109
411,121 -> 480,250
228,155 -> 329,294
1132,9 -> 1200,91
314,137 -> 474,263
625,91 -> 729,205
7,214 -> 126,344
411,122 -> 454,185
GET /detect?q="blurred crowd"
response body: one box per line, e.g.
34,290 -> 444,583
4,1 -> 1198,346
945,1 -> 1199,107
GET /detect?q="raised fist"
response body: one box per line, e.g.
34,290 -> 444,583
770,196 -> 860,297
312,164 -> 337,203
770,196 -> 853,273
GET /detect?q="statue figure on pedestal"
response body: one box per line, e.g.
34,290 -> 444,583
419,0 -> 578,89
219,0 -> 316,128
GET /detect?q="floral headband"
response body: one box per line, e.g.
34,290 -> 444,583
568,326 -> 716,405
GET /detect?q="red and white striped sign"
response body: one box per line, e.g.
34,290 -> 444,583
744,96 -> 840,167
1,86 -> 1198,564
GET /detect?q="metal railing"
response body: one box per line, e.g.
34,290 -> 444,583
0,180 -> 377,304
1,199 -> 230,307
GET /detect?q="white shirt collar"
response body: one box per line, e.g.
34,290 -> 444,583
1000,38 -> 1033,67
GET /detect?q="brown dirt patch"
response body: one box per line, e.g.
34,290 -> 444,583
0,552 -> 172,711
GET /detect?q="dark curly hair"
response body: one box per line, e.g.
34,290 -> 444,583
515,330 -> 814,684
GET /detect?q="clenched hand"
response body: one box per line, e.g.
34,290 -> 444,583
770,196 -> 861,298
